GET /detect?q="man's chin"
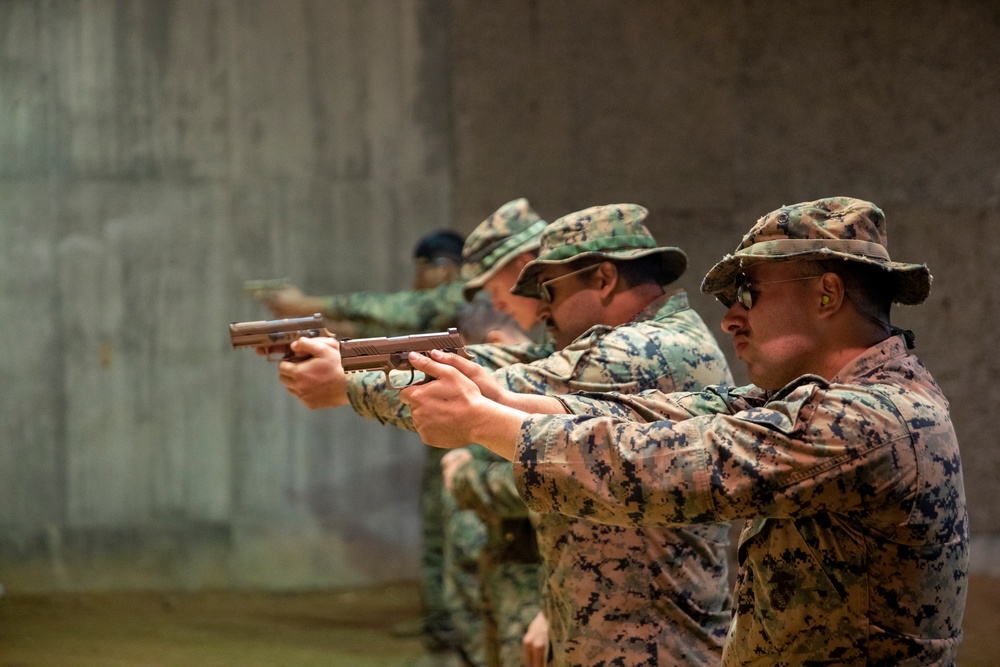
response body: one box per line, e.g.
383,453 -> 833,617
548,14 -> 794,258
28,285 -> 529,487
742,361 -> 765,388
746,368 -> 784,392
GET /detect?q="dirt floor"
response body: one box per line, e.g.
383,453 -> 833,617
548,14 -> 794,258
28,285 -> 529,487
0,582 -> 432,667
0,575 -> 998,666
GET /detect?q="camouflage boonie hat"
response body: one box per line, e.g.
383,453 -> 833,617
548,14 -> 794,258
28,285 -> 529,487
511,203 -> 687,298
701,196 -> 931,306
460,198 -> 548,301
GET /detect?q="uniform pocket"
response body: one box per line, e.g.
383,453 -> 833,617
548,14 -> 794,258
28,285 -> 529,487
741,519 -> 846,653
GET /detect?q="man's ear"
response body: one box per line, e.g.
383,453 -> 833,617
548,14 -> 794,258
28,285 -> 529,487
817,272 -> 845,317
594,261 -> 619,298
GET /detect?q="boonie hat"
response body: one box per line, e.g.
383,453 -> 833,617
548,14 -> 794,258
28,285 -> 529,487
511,203 -> 687,298
460,198 -> 548,301
701,196 -> 931,306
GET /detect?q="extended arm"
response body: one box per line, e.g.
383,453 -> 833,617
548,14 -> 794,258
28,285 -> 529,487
400,352 -> 566,459
344,346 -> 567,430
347,323 -> 679,428
260,280 -> 469,335
322,280 -> 469,332
514,381 -> 913,527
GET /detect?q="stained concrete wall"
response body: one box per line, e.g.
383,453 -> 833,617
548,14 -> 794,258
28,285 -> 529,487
0,0 -> 451,591
447,1 -> 1000,572
2,0 -> 998,593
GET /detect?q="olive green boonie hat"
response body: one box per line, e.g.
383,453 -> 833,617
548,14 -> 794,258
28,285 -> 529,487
701,196 -> 931,306
460,198 -> 547,301
511,203 -> 687,298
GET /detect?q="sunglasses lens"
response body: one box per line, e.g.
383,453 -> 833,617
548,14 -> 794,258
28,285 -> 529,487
735,274 -> 752,309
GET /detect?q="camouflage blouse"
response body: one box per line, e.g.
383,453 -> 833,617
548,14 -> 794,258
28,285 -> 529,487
350,291 -> 738,666
516,335 -> 969,666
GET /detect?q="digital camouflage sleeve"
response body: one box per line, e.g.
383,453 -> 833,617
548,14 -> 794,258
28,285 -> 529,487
323,280 -> 469,336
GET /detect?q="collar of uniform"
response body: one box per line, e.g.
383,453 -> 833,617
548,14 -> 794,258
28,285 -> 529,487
759,335 -> 911,403
639,289 -> 689,324
830,334 -> 911,385
561,290 -> 691,349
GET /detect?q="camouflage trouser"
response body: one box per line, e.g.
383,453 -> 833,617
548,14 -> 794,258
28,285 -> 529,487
421,447 -> 458,650
443,493 -> 544,667
443,487 -> 489,666
480,519 -> 542,667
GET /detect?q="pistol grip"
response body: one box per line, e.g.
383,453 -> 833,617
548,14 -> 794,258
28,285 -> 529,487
279,347 -> 312,363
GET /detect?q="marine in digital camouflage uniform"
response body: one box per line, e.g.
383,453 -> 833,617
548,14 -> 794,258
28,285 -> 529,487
262,229 -> 470,653
356,230 -> 468,653
275,199 -> 548,666
441,200 -> 548,667
345,205 -> 737,665
472,197 -> 968,666
448,445 -> 542,667
447,301 -> 545,667
440,481 -> 489,666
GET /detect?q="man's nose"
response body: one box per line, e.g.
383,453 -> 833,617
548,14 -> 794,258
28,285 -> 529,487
720,303 -> 747,334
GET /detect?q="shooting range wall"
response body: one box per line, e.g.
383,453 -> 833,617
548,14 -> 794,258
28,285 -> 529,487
0,0 -> 450,591
0,0 -> 997,591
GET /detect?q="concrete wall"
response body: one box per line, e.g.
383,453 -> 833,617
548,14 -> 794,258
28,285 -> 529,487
1,0 -> 998,593
0,0 -> 450,591
447,1 -> 1000,571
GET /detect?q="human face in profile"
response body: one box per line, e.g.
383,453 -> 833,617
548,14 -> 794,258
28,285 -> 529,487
534,263 -> 605,350
720,262 -> 824,390
483,259 -> 542,331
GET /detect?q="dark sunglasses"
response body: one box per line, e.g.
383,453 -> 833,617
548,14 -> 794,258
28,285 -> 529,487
734,273 -> 821,310
538,264 -> 601,303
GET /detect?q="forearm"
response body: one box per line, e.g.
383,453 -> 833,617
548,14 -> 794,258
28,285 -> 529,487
341,361 -> 561,440
458,370 -> 569,460
323,281 -> 466,332
555,383 -> 763,422
465,399 -> 532,461
470,341 -> 555,372
289,295 -> 330,317
497,390 -> 568,416
322,292 -> 413,326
